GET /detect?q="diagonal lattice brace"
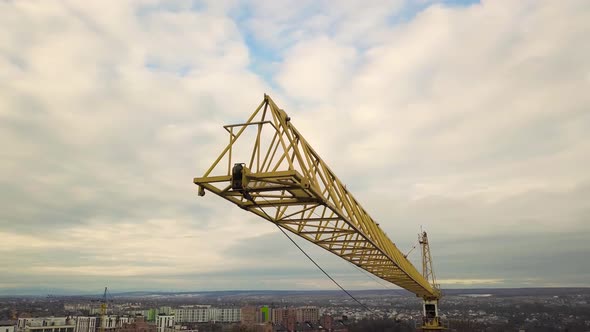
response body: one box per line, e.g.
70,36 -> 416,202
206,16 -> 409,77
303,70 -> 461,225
194,94 -> 439,299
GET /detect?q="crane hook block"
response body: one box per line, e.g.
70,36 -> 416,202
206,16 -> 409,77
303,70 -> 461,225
231,163 -> 249,190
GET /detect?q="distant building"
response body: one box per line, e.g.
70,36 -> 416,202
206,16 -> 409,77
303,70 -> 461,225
272,308 -> 297,331
125,312 -> 145,319
174,307 -> 209,323
146,310 -> 156,323
156,308 -> 172,316
175,307 -> 239,323
125,310 -> 156,322
211,308 -> 240,323
271,307 -> 318,326
0,322 -> 15,332
296,307 -> 319,324
115,317 -> 155,332
88,310 -> 101,316
241,307 -> 256,326
99,316 -> 135,332
125,309 -> 159,322
17,317 -> 75,332
74,317 -> 97,332
271,308 -> 296,330
154,316 -> 174,330
64,305 -> 93,313
256,307 -> 271,323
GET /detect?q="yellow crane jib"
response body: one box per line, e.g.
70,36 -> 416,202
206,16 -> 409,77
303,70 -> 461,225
194,94 -> 445,330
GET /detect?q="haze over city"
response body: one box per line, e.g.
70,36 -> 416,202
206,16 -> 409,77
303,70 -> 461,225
1,0 -> 590,297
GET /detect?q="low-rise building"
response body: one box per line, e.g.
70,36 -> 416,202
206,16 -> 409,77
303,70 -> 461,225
0,321 -> 16,332
17,317 -> 75,332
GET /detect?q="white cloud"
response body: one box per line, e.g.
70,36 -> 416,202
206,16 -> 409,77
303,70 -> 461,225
1,0 -> 590,292
276,37 -> 357,101
241,0 -> 405,49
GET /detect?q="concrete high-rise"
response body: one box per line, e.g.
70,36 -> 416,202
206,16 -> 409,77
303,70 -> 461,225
155,315 -> 174,330
296,306 -> 319,323
175,307 -> 239,323
240,307 -> 256,327
74,317 -> 97,332
271,308 -> 295,325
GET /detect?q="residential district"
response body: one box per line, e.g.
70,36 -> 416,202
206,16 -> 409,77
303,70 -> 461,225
0,288 -> 589,332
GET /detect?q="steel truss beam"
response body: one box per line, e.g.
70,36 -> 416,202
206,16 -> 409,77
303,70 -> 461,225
194,94 -> 439,299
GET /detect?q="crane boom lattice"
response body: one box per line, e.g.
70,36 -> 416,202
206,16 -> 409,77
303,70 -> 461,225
194,95 -> 440,300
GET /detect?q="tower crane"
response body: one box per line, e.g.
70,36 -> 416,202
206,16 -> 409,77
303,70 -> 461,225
194,95 -> 445,330
98,287 -> 110,332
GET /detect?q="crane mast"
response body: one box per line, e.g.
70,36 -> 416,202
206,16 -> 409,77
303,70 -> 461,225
194,95 -> 445,330
420,231 -> 444,330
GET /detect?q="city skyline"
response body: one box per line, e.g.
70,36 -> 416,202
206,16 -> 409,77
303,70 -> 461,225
4,288 -> 590,331
1,0 -> 590,293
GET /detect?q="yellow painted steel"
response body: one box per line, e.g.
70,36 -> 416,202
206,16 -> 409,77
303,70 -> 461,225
99,287 -> 107,332
420,232 -> 444,330
421,231 -> 440,295
194,94 -> 441,299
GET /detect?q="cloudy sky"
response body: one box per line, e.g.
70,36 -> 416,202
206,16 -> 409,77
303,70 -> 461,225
1,0 -> 589,295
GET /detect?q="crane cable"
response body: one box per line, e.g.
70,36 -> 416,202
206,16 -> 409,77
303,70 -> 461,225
300,204 -> 399,292
244,193 -> 375,313
275,196 -> 401,292
253,191 -> 402,296
302,208 -> 401,291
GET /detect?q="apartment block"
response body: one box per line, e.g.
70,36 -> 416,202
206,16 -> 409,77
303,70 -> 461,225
17,318 -> 74,332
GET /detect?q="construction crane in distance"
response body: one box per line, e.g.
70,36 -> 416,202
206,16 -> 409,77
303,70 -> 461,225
194,95 -> 445,330
98,287 -> 110,332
